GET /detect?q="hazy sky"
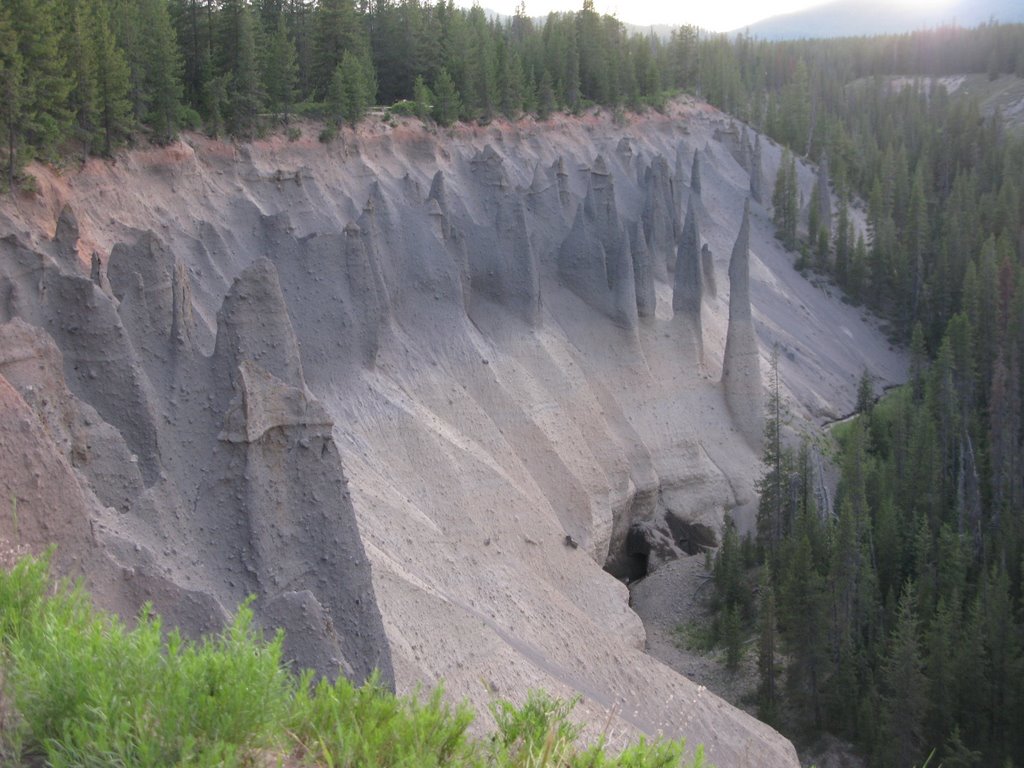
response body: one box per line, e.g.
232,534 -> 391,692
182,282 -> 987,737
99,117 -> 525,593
469,0 -> 950,32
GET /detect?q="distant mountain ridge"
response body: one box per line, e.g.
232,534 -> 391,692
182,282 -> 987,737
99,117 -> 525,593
735,0 -> 1024,40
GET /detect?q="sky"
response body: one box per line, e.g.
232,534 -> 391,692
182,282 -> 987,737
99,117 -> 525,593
468,0 -> 951,33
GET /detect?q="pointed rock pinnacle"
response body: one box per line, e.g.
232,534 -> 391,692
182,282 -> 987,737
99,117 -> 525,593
674,195 -> 705,360
722,200 -> 763,446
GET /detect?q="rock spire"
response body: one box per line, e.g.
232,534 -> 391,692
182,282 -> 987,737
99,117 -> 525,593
673,195 -> 703,356
722,200 -> 763,445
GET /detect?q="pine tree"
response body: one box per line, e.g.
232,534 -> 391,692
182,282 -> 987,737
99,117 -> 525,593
262,14 -> 298,123
943,726 -> 982,768
0,7 -> 23,188
500,46 -> 525,120
723,602 -> 743,671
313,0 -> 364,98
7,0 -> 71,162
712,517 -> 750,619
856,368 -> 874,415
65,0 -> 98,156
780,534 -> 827,727
756,562 -> 779,724
881,582 -> 928,768
809,181 -> 821,250
536,69 -> 555,120
772,149 -> 798,251
88,0 -> 132,155
431,66 -> 459,126
111,0 -> 145,125
225,1 -> 262,138
925,596 -> 958,749
954,597 -> 990,748
816,225 -> 830,271
463,7 -> 496,121
328,49 -> 375,126
412,74 -> 432,122
868,179 -> 894,310
849,233 -> 867,302
138,0 -> 183,143
756,346 -> 791,560
835,193 -> 851,286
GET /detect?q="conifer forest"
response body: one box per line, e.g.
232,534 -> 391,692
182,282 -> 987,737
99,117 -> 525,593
2,1 -> 1024,765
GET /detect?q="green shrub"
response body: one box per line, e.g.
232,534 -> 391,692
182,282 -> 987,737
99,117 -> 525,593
0,553 -> 711,767
177,106 -> 203,131
389,99 -> 418,117
491,690 -> 581,764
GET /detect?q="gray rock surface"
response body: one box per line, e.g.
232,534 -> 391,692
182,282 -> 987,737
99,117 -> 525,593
641,156 -> 679,281
628,221 -> 656,320
673,195 -> 704,357
722,201 -> 764,445
557,156 -> 638,329
54,204 -> 82,265
739,125 -> 751,171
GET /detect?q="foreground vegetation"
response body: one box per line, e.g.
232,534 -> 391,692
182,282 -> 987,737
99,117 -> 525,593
0,552 -> 707,768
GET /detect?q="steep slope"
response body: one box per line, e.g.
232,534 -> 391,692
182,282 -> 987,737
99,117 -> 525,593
0,97 -> 904,767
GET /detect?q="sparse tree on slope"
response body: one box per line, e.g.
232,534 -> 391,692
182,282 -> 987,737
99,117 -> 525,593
772,149 -> 798,251
756,346 -> 792,560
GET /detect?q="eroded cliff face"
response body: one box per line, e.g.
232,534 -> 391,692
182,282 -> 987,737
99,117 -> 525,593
0,97 -> 905,767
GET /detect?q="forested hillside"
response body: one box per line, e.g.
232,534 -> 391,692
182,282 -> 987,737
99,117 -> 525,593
700,23 -> 1024,768
1,0 -> 1023,192
0,0 -> 690,184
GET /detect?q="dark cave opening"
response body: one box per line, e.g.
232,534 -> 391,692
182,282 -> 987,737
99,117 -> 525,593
603,523 -> 654,583
604,514 -> 720,584
626,550 -> 650,582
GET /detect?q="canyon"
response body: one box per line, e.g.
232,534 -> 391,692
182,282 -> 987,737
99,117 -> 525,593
0,97 -> 906,767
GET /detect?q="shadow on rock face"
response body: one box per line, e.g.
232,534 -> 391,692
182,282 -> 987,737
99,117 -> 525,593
0,227 -> 395,688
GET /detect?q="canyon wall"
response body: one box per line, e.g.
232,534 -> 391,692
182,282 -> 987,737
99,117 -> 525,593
0,98 -> 906,767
